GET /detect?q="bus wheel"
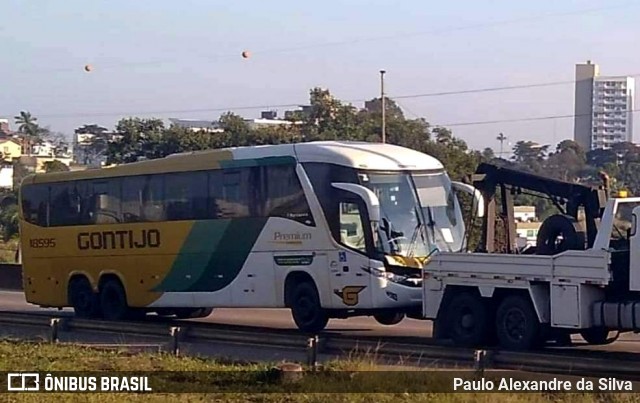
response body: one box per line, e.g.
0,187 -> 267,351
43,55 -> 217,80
175,307 -> 214,319
373,312 -> 404,326
290,282 -> 328,333
446,292 -> 489,347
495,295 -> 541,350
68,277 -> 99,319
100,279 -> 129,321
580,327 -> 618,345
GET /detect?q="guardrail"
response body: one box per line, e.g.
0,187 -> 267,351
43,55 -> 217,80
0,263 -> 22,291
1,311 -> 639,380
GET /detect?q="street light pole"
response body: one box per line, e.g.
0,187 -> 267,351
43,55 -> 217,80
380,70 -> 386,143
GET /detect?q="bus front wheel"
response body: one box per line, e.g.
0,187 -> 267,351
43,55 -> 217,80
100,279 -> 130,321
290,282 -> 328,333
175,307 -> 214,319
373,312 -> 405,326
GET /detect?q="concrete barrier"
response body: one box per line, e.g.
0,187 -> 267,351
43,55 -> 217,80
0,263 -> 22,291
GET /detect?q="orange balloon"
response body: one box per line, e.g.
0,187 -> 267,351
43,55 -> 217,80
241,50 -> 250,59
84,64 -> 93,72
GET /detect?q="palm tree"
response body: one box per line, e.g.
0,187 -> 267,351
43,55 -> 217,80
496,132 -> 507,157
14,111 -> 41,155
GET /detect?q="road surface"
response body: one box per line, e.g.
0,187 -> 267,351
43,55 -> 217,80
2,291 -> 640,352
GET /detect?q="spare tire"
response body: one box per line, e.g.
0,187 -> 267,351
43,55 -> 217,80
536,214 -> 586,255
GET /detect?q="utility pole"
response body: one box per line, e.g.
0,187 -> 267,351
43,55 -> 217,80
380,70 -> 386,143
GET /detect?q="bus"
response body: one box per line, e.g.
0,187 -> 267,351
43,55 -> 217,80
18,141 -> 471,332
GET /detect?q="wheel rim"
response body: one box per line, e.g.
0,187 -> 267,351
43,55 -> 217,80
504,307 -> 527,341
455,307 -> 476,336
296,295 -> 316,324
76,290 -> 91,312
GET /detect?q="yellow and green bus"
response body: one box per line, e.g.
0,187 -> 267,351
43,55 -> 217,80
18,141 -> 468,332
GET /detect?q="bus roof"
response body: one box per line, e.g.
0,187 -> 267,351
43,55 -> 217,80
23,141 -> 445,185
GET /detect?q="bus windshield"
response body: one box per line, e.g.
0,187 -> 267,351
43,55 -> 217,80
359,171 -> 465,258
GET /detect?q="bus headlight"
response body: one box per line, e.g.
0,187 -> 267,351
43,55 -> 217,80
384,272 -> 407,283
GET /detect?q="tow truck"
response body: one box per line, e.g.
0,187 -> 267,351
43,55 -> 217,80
423,162 -> 640,350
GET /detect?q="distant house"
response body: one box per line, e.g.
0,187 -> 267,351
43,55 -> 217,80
31,140 -> 57,157
0,139 -> 22,163
516,221 -> 541,247
0,118 -> 10,134
169,111 -> 301,133
73,125 -> 116,167
169,118 -> 223,133
514,206 -> 536,222
0,164 -> 13,189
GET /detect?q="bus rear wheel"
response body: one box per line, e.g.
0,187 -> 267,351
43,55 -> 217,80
290,282 -> 328,333
100,279 -> 130,321
68,277 -> 99,319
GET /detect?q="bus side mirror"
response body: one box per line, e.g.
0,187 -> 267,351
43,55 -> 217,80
452,181 -> 484,218
331,183 -> 381,222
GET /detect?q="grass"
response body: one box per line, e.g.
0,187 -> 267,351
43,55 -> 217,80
0,339 -> 638,402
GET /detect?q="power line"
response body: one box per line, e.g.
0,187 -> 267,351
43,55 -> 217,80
14,2 -> 639,75
252,3 -> 637,55
438,109 -> 640,128
391,73 -> 640,100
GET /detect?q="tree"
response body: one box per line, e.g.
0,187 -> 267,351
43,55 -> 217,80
481,147 -> 496,161
106,118 -> 165,164
544,140 -> 586,182
511,141 -> 548,173
0,203 -> 19,241
14,111 -> 38,136
496,133 -> 508,157
218,112 -> 251,146
14,111 -> 45,154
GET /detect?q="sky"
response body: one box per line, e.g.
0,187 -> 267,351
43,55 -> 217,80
1,0 -> 639,154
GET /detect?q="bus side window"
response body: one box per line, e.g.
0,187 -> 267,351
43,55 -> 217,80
21,184 -> 49,227
263,165 -> 315,226
339,201 -> 366,254
212,169 -> 251,218
85,179 -> 121,224
165,171 -> 208,221
49,183 -> 81,226
122,176 -> 145,222
141,174 -> 165,222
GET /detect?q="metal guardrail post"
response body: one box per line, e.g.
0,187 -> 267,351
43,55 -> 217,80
170,327 -> 181,356
306,335 -> 319,370
474,349 -> 487,378
50,318 -> 60,343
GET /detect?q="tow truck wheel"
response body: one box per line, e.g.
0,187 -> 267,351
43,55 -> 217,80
373,312 -> 405,326
446,292 -> 489,347
580,327 -> 618,345
496,295 -> 542,350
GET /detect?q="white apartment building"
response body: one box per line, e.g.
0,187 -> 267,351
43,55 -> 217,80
574,61 -> 635,151
591,76 -> 635,150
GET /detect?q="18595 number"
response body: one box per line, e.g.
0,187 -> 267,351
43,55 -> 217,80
29,238 -> 56,248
